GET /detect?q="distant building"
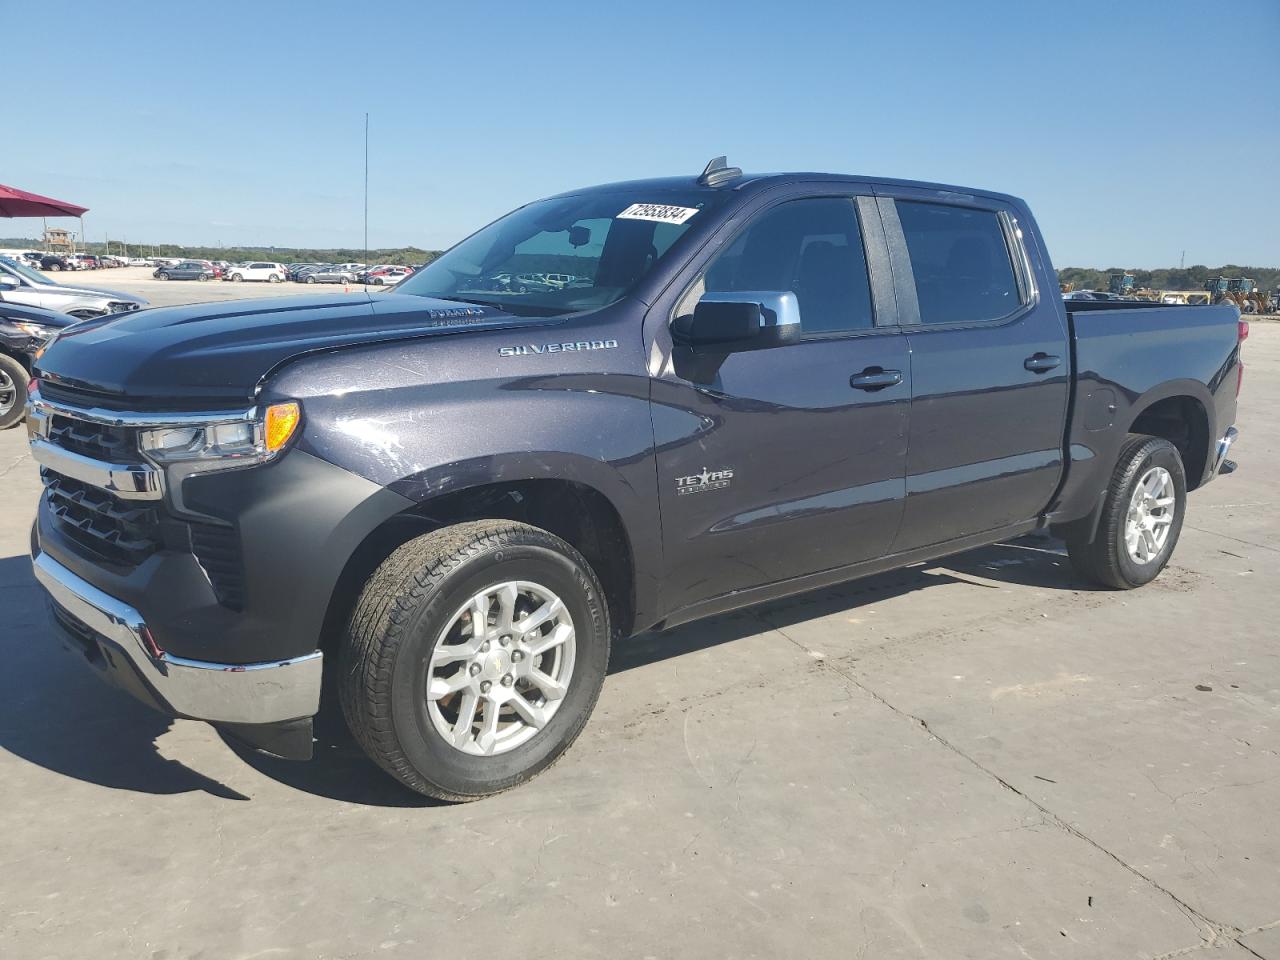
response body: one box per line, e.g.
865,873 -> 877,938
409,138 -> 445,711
43,227 -> 74,253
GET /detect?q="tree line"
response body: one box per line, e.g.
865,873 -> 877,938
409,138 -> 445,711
0,237 -> 440,268
1058,264 -> 1280,293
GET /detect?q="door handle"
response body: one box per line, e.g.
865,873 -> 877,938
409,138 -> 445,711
1024,353 -> 1062,373
849,367 -> 904,391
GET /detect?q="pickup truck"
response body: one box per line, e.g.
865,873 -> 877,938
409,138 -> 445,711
26,158 -> 1243,801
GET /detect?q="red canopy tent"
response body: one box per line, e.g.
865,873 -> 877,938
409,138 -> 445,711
0,184 -> 88,218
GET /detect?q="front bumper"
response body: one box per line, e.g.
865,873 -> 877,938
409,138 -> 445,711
32,549 -> 323,726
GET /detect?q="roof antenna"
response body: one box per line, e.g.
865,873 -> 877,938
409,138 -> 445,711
697,155 -> 742,187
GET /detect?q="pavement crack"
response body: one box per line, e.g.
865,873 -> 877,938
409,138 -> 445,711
1183,523 -> 1280,555
756,608 -> 1243,953
0,452 -> 31,480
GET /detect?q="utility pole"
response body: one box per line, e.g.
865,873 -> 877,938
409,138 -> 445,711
1180,250 -> 1185,269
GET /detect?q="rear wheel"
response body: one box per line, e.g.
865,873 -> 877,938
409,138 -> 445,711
231,273 -> 243,282
1066,434 -> 1186,589
339,520 -> 611,801
0,354 -> 30,430
269,274 -> 281,283
306,275 -> 316,283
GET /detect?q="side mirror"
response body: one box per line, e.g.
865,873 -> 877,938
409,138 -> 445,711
671,291 -> 801,353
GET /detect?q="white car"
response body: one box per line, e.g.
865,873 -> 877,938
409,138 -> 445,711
127,258 -> 150,267
224,261 -> 285,283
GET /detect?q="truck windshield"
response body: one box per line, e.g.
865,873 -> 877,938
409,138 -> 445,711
396,191 -> 726,315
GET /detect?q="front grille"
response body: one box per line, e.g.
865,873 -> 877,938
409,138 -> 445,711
190,523 -> 245,610
43,470 -> 161,567
47,415 -> 137,461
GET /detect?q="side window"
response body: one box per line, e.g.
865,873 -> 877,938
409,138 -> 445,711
896,201 -> 1021,325
702,197 -> 875,336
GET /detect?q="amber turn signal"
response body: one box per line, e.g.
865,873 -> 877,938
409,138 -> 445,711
264,402 -> 301,453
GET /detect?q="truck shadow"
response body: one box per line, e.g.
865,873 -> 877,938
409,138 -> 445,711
0,554 -> 251,801
0,534 -> 1094,807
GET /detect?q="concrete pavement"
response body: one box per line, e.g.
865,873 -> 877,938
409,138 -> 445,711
1,319 -> 1276,959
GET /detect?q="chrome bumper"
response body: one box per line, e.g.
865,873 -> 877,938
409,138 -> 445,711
1213,426 -> 1239,477
32,551 -> 322,725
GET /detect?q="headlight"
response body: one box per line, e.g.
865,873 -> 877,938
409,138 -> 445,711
14,321 -> 54,340
140,401 -> 301,477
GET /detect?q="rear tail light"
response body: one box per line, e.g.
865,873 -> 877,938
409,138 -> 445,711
1239,320 -> 1250,342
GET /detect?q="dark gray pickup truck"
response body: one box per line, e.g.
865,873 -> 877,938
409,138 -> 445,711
27,158 -> 1243,800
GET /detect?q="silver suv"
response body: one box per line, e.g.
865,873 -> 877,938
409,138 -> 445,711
0,256 -> 148,319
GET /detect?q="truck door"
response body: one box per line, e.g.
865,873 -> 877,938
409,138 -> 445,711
877,193 -> 1070,551
649,191 -> 910,615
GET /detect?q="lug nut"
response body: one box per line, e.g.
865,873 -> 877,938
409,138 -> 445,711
512,650 -> 524,662
469,663 -> 481,676
500,635 -> 511,647
480,680 -> 492,694
501,674 -> 514,687
480,640 -> 491,652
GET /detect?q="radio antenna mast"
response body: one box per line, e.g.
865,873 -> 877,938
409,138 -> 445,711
363,112 -> 369,291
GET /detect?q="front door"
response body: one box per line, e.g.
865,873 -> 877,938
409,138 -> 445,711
651,193 -> 910,615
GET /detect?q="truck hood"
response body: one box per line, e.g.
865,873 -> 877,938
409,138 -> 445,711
39,282 -> 147,304
35,293 -> 548,406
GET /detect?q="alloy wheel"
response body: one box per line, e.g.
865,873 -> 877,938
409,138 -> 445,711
426,580 -> 576,757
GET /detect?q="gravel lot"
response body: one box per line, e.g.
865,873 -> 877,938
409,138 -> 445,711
1,285 -> 1277,959
40,264 -> 379,308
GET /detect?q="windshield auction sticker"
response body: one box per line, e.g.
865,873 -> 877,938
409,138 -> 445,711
617,203 -> 700,225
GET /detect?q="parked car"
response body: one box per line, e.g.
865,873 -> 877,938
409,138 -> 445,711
153,260 -> 216,281
0,301 -> 78,429
25,160 -> 1243,802
302,265 -> 355,284
0,256 -> 147,318
37,254 -> 74,271
128,258 -> 150,267
358,265 -> 413,285
225,261 -> 286,283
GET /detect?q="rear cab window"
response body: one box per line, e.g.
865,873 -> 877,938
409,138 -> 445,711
896,201 -> 1023,325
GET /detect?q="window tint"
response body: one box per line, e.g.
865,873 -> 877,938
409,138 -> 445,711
703,197 -> 874,335
896,201 -> 1021,325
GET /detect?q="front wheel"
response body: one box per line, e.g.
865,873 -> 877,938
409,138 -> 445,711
1066,434 -> 1187,589
339,520 -> 611,801
0,353 -> 31,429
306,275 -> 316,283
231,273 -> 243,282
158,272 -> 169,280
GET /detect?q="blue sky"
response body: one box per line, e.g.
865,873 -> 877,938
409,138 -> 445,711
7,0 -> 1277,267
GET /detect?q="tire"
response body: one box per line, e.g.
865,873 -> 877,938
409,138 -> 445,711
339,520 -> 611,801
158,272 -> 169,280
198,274 -> 208,281
372,277 -> 384,286
231,273 -> 243,282
306,275 -> 316,284
1066,434 -> 1187,589
51,263 -> 63,271
269,274 -> 280,283
0,353 -> 31,430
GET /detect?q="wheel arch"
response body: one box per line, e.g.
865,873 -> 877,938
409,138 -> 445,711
1125,387 -> 1212,490
318,477 -> 641,661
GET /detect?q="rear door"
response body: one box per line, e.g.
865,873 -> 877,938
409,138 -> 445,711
876,191 -> 1070,551
649,187 -> 911,614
